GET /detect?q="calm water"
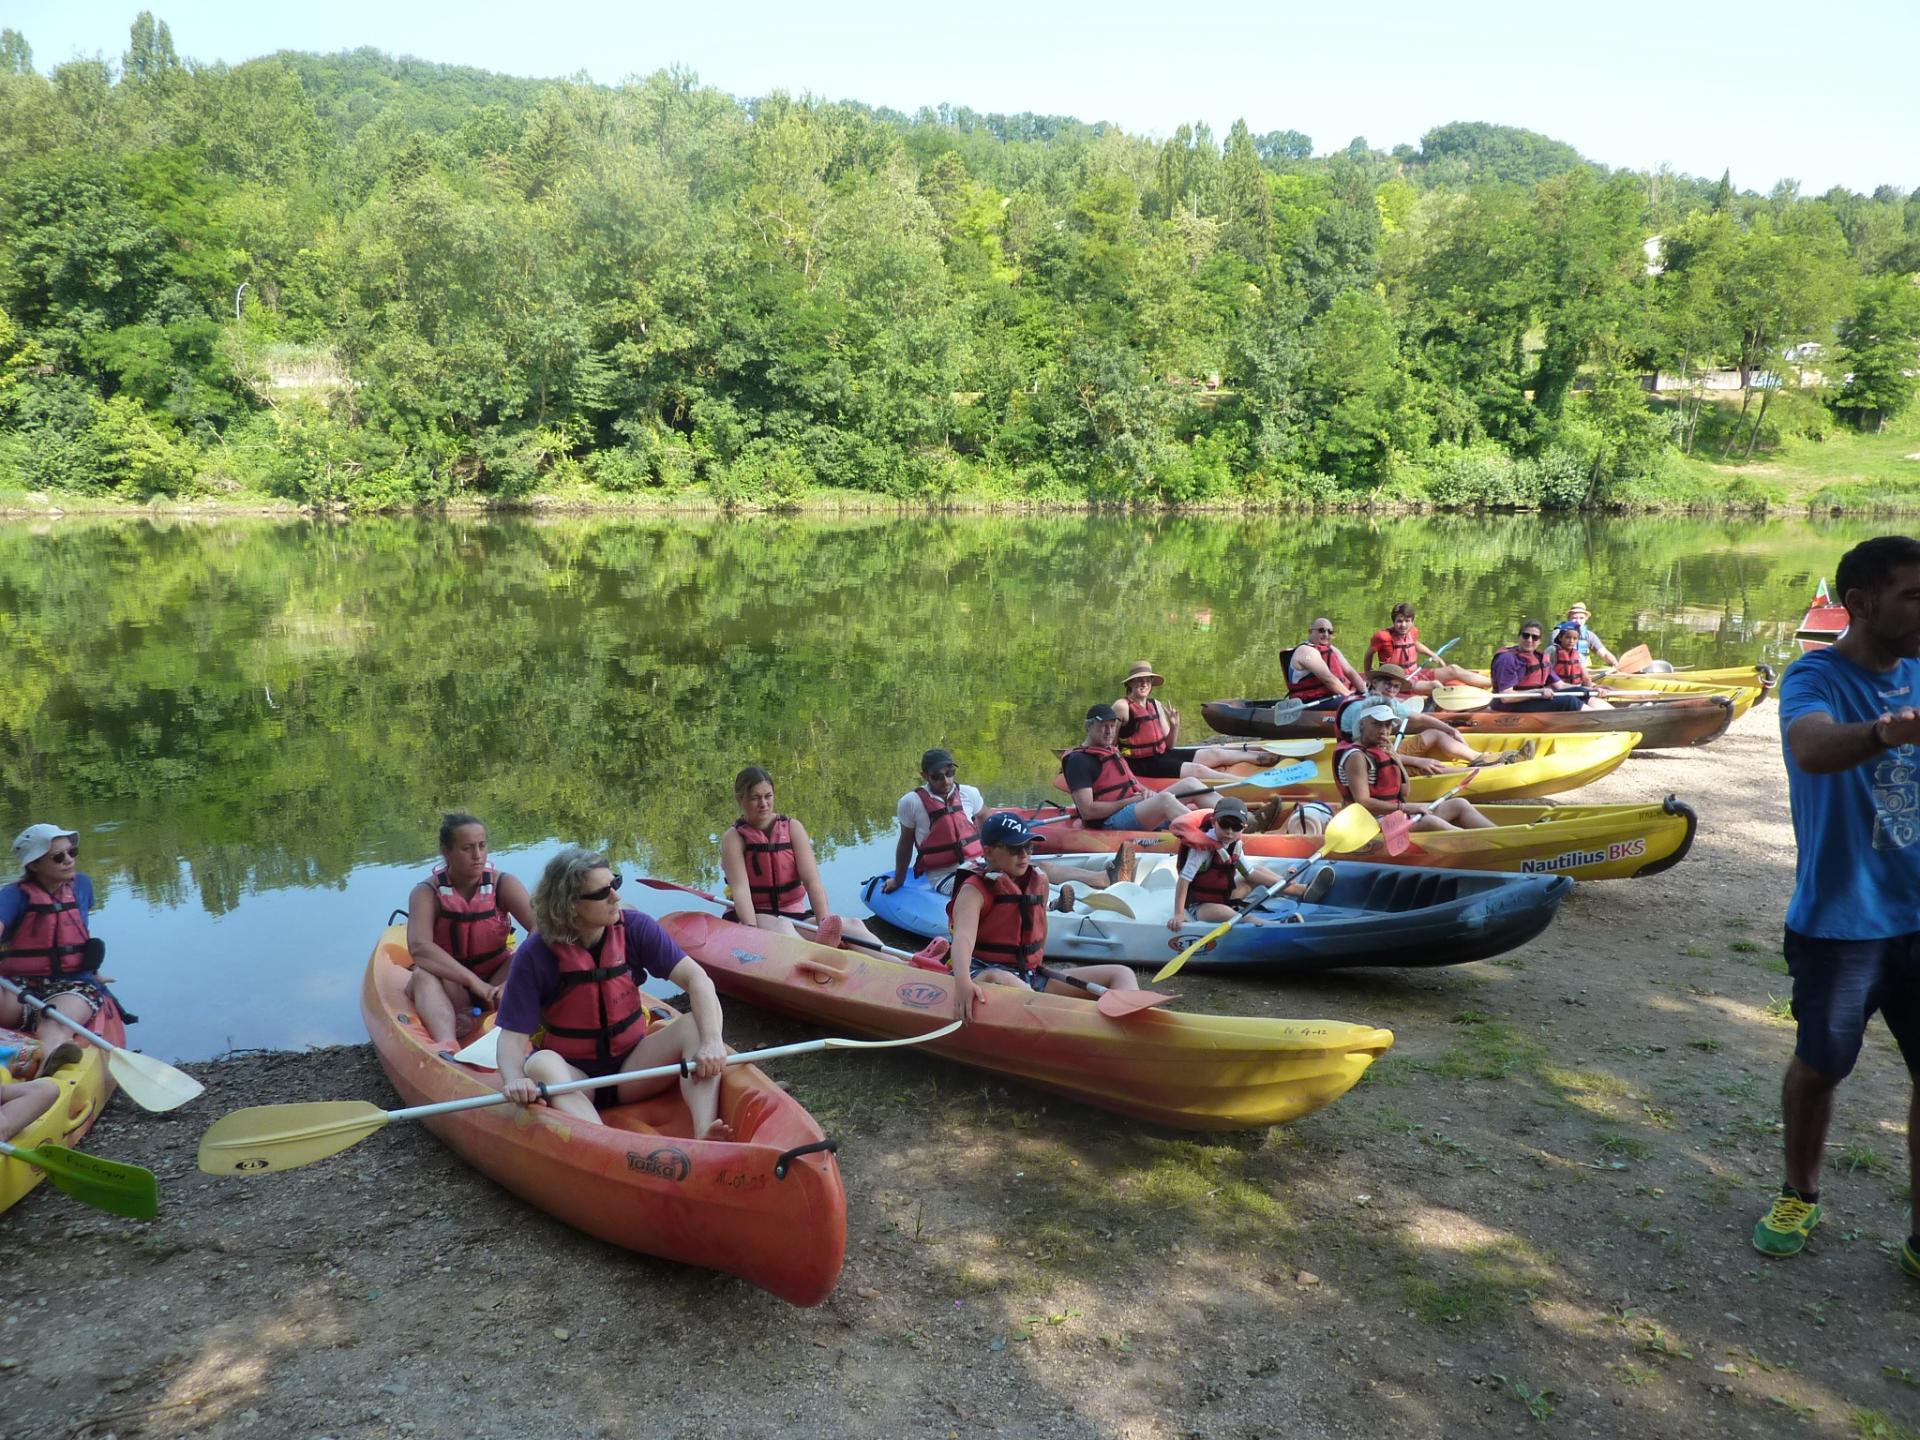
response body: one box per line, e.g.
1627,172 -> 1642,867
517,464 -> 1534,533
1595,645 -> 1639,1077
0,512 -> 1870,1060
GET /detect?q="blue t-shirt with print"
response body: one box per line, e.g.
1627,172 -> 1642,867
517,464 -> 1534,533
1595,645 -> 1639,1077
1779,648 -> 1920,938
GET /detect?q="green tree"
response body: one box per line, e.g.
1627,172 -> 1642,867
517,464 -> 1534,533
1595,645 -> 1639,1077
1833,276 -> 1920,429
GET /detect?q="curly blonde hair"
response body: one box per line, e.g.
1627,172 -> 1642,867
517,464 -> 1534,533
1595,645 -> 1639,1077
532,846 -> 613,945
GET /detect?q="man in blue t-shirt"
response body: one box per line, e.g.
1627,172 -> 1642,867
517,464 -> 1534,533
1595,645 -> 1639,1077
1756,535 -> 1920,1284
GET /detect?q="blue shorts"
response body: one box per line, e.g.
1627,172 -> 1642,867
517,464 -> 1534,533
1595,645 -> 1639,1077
970,962 -> 1043,990
1784,927 -> 1920,1080
1099,801 -> 1177,832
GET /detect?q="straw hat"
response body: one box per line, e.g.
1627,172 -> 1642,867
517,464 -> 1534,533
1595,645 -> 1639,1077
1121,662 -> 1166,688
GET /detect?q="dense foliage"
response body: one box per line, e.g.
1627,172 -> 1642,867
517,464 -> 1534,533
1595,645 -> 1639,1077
1,15 -> 1917,509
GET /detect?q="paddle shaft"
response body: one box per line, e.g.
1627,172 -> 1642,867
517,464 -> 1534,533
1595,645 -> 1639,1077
401,1023 -> 964,1123
0,975 -> 136,1060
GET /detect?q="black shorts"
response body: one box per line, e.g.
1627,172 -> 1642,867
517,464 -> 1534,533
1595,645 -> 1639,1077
1784,927 -> 1920,1080
1126,748 -> 1199,779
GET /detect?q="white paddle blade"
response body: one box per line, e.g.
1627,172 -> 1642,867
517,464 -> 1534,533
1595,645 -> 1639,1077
822,1020 -> 963,1049
107,1048 -> 205,1112
451,1028 -> 502,1069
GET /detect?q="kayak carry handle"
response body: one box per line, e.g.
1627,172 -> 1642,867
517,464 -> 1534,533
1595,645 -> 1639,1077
774,1138 -> 838,1180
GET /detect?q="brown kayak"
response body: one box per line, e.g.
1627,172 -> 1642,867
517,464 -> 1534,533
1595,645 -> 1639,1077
1201,692 -> 1735,749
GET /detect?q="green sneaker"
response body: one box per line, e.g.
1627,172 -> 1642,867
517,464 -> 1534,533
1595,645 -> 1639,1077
1901,1238 -> 1920,1279
1752,1192 -> 1821,1257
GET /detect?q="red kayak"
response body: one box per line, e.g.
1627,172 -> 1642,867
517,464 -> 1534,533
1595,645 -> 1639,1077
361,926 -> 847,1306
1797,578 -> 1846,651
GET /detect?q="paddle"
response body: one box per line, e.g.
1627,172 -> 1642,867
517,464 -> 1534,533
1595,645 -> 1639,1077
197,1020 -> 966,1176
1034,965 -> 1174,1017
1255,739 -> 1324,757
636,876 -> 951,968
1429,682 -> 1695,712
1611,644 -> 1652,675
1432,636 -> 1462,659
1253,698 -> 1307,728
1153,805 -> 1381,983
0,977 -> 203,1113
1198,759 -> 1318,791
0,1136 -> 159,1219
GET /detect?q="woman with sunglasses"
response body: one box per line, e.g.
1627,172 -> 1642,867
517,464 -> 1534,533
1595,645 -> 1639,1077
722,766 -> 883,950
494,847 -> 732,1134
0,824 -> 108,1069
1286,619 -> 1366,710
404,813 -> 537,1046
1489,620 -> 1586,713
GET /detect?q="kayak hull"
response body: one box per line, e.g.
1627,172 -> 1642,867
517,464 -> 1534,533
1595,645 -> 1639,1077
662,911 -> 1393,1132
1588,673 -> 1757,720
1202,694 -> 1733,747
0,1003 -> 126,1214
361,927 -> 846,1307
863,865 -> 1571,974
1017,797 -> 1696,882
1058,731 -> 1639,805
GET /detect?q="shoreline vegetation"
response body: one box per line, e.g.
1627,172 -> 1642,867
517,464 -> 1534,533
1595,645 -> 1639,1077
2,18 -> 1919,517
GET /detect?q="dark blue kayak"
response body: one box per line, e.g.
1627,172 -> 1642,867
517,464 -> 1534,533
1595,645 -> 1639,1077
860,860 -> 1573,975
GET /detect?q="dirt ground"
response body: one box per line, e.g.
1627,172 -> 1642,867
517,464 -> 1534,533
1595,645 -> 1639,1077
4,703 -> 1918,1440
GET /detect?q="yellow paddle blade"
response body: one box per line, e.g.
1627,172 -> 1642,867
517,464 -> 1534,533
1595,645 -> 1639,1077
197,1100 -> 391,1176
1153,916 -> 1236,983
1430,683 -> 1493,712
1322,803 -> 1382,853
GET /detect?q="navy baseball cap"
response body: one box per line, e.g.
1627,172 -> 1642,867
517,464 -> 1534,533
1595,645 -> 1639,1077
979,812 -> 1037,848
920,747 -> 957,772
1085,703 -> 1119,723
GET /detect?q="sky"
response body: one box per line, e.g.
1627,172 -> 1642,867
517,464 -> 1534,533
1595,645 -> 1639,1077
9,0 -> 1917,195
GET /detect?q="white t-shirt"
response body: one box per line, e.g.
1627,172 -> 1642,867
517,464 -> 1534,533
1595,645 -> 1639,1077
896,784 -> 984,880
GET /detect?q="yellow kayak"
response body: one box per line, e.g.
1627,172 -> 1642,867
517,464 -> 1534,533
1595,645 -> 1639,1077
1127,731 -> 1641,804
1600,672 -> 1759,719
0,1012 -> 122,1214
1604,664 -> 1774,709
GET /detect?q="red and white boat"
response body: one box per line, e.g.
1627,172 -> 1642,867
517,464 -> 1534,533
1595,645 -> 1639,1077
1796,578 -> 1846,652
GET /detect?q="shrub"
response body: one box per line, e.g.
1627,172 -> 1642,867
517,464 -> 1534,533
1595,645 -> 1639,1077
707,439 -> 814,508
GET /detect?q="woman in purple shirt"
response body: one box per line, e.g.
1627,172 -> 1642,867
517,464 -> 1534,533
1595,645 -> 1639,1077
493,847 -> 732,1135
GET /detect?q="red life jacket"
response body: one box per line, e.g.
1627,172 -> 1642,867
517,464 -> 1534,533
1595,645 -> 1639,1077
1117,699 -> 1172,759
1373,627 -> 1420,671
1496,645 -> 1554,690
1,879 -> 91,980
949,866 -> 1048,976
912,787 -> 983,876
429,865 -> 514,982
1062,746 -> 1144,804
1172,814 -> 1240,908
734,816 -> 808,916
1333,742 -> 1407,806
539,917 -> 649,1068
1551,649 -> 1587,686
1287,642 -> 1346,703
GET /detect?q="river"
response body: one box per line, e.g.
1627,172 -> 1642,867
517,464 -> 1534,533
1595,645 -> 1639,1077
0,511 -> 1875,1060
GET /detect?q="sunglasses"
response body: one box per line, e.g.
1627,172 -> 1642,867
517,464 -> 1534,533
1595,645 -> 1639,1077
1214,819 -> 1246,833
927,766 -> 958,779
1311,627 -> 1335,636
579,874 -> 624,902
45,845 -> 78,861
1519,631 -> 1542,641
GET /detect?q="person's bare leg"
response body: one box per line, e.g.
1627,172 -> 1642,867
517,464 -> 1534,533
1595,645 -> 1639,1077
1781,1056 -> 1840,1196
407,970 -> 463,1045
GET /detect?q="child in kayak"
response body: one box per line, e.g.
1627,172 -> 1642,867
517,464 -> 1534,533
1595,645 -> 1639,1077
949,813 -> 1139,1017
1336,706 -> 1497,831
1166,797 -> 1335,929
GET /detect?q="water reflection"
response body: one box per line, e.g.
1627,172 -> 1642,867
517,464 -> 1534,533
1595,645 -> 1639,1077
0,512 -> 1876,1059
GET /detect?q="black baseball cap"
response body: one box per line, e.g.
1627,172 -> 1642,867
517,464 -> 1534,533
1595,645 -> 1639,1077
920,748 -> 957,772
1085,703 -> 1118,723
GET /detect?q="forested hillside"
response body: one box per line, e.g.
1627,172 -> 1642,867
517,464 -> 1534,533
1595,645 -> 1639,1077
2,14 -> 1917,509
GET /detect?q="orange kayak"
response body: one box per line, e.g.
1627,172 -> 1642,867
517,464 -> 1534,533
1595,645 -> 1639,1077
360,925 -> 847,1306
662,911 -> 1393,1131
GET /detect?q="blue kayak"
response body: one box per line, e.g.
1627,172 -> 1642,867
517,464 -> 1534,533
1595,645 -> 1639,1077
860,858 -> 1572,975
